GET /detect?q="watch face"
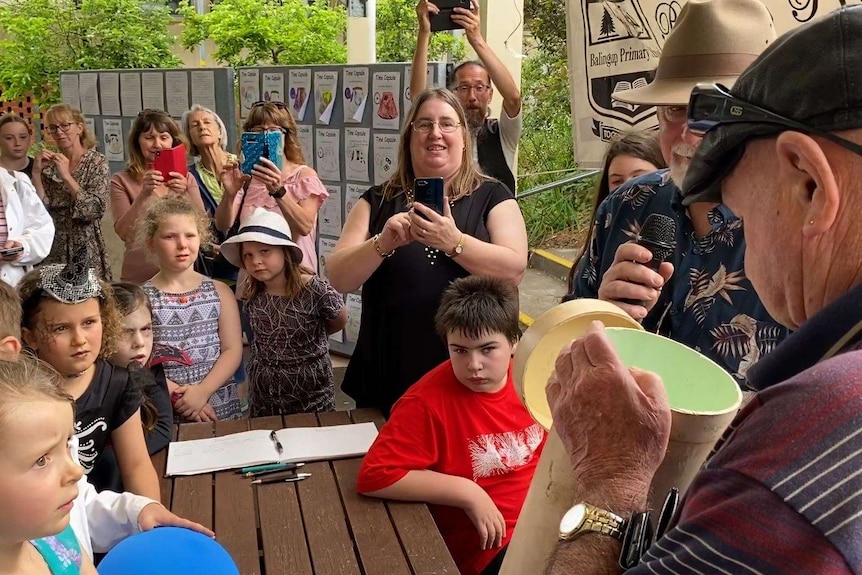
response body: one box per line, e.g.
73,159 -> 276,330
560,503 -> 587,533
455,244 -> 463,254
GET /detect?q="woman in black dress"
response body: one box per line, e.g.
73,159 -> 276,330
326,88 -> 528,415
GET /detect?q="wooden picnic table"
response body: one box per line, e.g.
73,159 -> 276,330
150,408 -> 459,575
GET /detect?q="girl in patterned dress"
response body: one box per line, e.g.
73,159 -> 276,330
221,207 -> 346,416
0,357 -> 97,574
139,196 -> 243,421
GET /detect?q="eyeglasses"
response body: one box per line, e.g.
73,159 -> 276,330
411,119 -> 462,133
252,101 -> 287,110
687,83 -> 862,157
658,106 -> 688,125
46,122 -> 75,134
453,84 -> 491,96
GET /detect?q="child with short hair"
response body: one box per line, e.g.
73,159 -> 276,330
0,356 -> 98,574
18,250 -> 161,500
138,196 -> 243,421
357,275 -> 547,575
220,207 -> 347,416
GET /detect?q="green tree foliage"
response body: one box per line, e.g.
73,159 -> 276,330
179,0 -> 347,67
0,0 -> 180,103
375,0 -> 466,63
524,0 -> 567,55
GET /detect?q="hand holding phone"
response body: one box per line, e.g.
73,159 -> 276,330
153,144 -> 188,180
241,131 -> 285,175
429,0 -> 472,32
0,246 -> 24,258
413,177 -> 445,219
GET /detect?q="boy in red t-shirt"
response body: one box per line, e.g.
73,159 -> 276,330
357,276 -> 547,575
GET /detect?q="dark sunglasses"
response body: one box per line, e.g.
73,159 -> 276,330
688,83 -> 862,157
252,101 -> 287,110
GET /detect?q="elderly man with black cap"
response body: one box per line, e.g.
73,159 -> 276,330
546,5 -> 862,574
565,0 -> 788,385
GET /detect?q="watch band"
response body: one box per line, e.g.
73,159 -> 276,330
446,234 -> 465,258
269,185 -> 287,199
559,503 -> 626,542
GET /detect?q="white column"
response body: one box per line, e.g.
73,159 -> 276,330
477,0 -> 523,118
346,0 -> 377,64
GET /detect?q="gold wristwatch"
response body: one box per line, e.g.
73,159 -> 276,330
446,234 -> 465,258
558,502 -> 626,542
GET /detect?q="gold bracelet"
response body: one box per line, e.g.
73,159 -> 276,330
372,233 -> 395,258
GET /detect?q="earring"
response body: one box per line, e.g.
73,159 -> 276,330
809,219 -> 815,225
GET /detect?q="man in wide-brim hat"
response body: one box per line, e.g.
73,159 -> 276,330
566,0 -> 788,385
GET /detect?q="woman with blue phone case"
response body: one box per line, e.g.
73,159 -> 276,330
216,101 -> 328,273
326,89 -> 528,416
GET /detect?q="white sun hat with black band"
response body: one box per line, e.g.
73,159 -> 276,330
220,207 -> 303,268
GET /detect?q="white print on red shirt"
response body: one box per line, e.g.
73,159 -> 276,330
468,423 -> 545,481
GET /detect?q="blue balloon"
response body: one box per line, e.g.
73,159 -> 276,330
98,527 -> 239,575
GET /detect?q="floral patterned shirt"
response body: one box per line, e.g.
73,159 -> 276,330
31,524 -> 82,574
567,169 -> 789,385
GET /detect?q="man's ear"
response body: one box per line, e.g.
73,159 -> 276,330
0,335 -> 21,360
774,131 -> 840,237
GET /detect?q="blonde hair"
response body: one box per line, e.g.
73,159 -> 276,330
382,88 -> 487,201
242,103 -> 304,165
44,104 -> 96,150
136,195 -> 213,257
239,244 -> 314,301
0,280 -> 22,340
18,270 -> 124,359
0,356 -> 74,434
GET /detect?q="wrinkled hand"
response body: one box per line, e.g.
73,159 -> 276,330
173,385 -> 212,420
409,199 -> 460,254
219,162 -> 249,197
416,0 -> 438,34
0,241 -> 23,262
165,172 -> 189,194
452,2 -> 481,42
250,157 -> 284,195
376,211 -> 415,254
464,485 -> 506,551
142,170 -> 168,197
598,242 -> 674,321
137,503 -> 215,538
546,321 -> 671,497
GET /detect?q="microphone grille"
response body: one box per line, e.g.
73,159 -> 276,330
639,214 -> 676,262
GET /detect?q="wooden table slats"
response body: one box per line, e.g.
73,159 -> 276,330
156,410 -> 459,575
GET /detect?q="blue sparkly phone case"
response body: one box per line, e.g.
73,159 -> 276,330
240,131 -> 284,174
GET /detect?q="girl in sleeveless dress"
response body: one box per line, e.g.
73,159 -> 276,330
220,207 -> 346,416
0,357 -> 97,575
138,196 -> 243,421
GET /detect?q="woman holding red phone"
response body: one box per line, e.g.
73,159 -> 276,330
110,110 -> 205,283
216,101 -> 328,273
33,104 -> 113,279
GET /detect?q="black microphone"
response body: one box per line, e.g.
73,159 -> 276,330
620,213 -> 677,307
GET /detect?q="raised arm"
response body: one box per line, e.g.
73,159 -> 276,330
410,1 -> 437,106
453,3 -> 522,118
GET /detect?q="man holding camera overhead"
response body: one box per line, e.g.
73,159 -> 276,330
410,0 -> 521,194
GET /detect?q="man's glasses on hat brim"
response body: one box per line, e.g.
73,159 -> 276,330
687,83 -> 862,158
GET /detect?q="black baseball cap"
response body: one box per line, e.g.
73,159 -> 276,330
682,5 -> 862,205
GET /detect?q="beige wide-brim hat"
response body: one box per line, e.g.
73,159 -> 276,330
612,0 -> 777,107
220,207 -> 303,269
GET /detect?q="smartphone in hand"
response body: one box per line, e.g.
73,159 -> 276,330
413,177 -> 445,219
429,0 -> 472,32
152,143 -> 188,180
241,131 -> 285,175
0,246 -> 24,258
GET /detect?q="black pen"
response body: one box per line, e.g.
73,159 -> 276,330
242,463 -> 305,478
269,430 -> 283,456
252,472 -> 311,485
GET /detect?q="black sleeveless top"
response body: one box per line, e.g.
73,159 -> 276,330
341,181 -> 514,415
476,119 -> 515,194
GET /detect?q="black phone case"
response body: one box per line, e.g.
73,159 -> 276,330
414,178 -> 445,215
429,0 -> 471,32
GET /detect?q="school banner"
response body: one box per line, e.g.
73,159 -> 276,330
566,0 -> 860,167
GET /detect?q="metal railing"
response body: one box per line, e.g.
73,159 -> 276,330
516,169 -> 600,201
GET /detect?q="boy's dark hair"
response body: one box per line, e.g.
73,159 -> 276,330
435,276 -> 520,344
0,281 -> 22,340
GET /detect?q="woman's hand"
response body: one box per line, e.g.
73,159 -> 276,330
378,211 -> 416,254
250,157 -> 284,195
142,169 -> 167,197
166,172 -> 190,194
416,0 -> 438,34
33,151 -> 52,174
220,162 -> 248,197
408,198 -> 461,254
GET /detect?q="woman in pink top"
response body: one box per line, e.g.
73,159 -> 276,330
216,101 -> 327,272
110,110 -> 205,283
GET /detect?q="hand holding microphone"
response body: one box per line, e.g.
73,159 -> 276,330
598,214 -> 676,321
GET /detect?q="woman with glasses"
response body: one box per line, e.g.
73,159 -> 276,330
110,109 -> 205,284
217,101 -> 327,272
34,104 -> 112,279
326,88 -> 528,415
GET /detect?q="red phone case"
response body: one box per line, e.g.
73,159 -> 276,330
152,143 -> 188,180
